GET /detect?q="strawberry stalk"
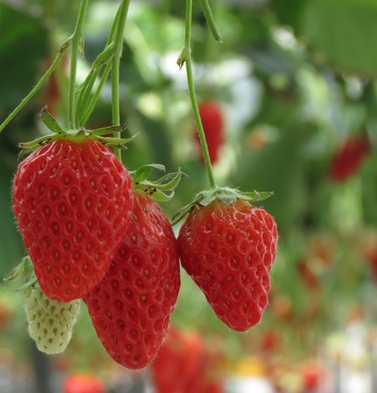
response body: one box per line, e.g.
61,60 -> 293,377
200,0 -> 223,43
178,0 -> 218,189
75,1 -> 126,127
0,38 -> 71,134
111,0 -> 131,162
174,0 -> 273,224
68,0 -> 89,130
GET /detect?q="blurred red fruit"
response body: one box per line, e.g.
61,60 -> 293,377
151,327 -> 206,393
261,328 -> 281,353
194,101 -> 225,165
328,135 -> 371,182
300,361 -> 324,390
62,374 -> 106,393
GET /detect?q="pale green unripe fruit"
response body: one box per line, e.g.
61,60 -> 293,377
24,287 -> 81,355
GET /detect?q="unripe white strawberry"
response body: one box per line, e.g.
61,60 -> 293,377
24,287 -> 81,355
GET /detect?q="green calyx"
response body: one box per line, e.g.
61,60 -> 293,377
131,164 -> 186,202
172,187 -> 273,225
18,107 -> 135,158
4,256 -> 38,292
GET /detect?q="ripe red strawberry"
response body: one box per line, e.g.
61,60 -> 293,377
83,191 -> 180,370
194,101 -> 225,165
177,198 -> 278,331
12,138 -> 133,302
328,134 -> 371,181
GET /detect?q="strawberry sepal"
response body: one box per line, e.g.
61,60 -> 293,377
18,107 -> 135,158
131,164 -> 186,202
3,256 -> 38,292
172,187 -> 273,225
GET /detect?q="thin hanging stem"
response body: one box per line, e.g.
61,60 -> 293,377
182,0 -> 217,189
0,39 -> 71,134
200,0 -> 222,43
80,62 -> 112,125
68,0 -> 89,129
111,0 -> 131,161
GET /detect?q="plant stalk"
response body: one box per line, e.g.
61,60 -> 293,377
0,39 -> 71,134
183,0 -> 217,189
68,0 -> 89,129
111,0 -> 131,161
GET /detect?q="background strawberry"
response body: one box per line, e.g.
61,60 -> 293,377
151,326 -> 204,393
194,101 -> 225,165
151,326 -> 224,393
12,138 -> 133,302
83,190 -> 180,370
177,198 -> 278,332
25,286 -> 81,355
328,134 -> 371,181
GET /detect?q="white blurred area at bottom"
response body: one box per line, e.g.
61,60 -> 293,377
225,376 -> 274,393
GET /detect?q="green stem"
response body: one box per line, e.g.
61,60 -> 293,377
68,0 -> 89,129
80,62 -> 112,125
184,0 -> 217,189
111,0 -> 131,161
200,0 -> 223,43
75,5 -> 122,127
0,38 -> 72,134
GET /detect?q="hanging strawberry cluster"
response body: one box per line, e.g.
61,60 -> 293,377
2,0 -> 278,371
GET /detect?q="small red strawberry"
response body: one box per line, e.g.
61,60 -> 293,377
83,181 -> 180,369
194,101 -> 225,165
300,361 -> 324,390
177,197 -> 278,332
328,134 -> 371,181
12,134 -> 133,302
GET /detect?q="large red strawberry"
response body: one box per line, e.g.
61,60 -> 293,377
194,101 -> 225,165
12,138 -> 133,302
83,190 -> 180,370
328,134 -> 371,181
177,198 -> 278,332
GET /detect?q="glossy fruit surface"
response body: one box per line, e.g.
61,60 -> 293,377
84,191 -> 180,369
12,138 -> 133,302
178,198 -> 278,331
